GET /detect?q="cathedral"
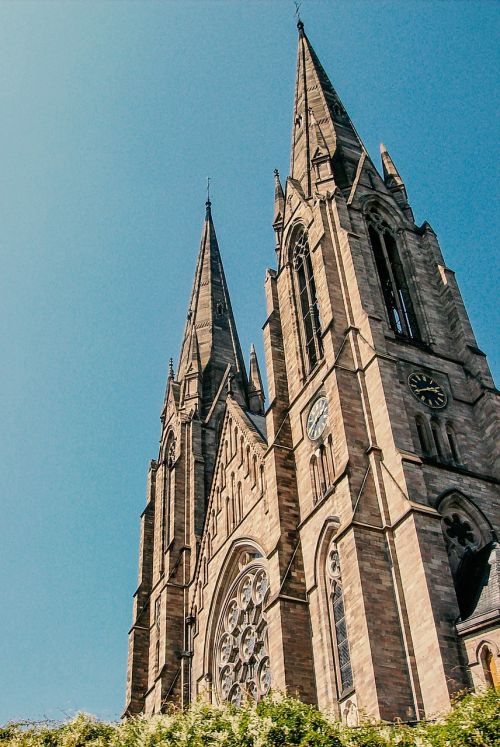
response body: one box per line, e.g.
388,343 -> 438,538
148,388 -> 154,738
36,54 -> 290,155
124,22 -> 500,722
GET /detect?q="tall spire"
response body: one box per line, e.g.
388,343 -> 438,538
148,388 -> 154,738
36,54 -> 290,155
176,201 -> 248,414
290,22 -> 368,196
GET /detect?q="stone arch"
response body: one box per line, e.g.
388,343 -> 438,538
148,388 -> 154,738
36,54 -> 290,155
362,198 -> 421,340
477,640 -> 500,689
202,539 -> 267,699
437,490 -> 495,575
360,193 -> 401,228
310,517 -> 347,707
283,219 -> 308,261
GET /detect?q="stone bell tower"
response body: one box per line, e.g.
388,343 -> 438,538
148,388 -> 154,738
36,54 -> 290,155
265,20 -> 499,721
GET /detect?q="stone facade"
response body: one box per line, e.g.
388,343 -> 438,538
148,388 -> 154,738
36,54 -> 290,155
124,22 -> 499,721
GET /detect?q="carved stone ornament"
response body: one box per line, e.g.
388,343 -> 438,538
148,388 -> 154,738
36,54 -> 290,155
214,563 -> 271,704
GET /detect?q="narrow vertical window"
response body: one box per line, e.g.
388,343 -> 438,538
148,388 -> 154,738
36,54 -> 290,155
327,544 -> 354,694
332,583 -> 353,691
292,229 -> 323,371
415,414 -> 431,454
310,454 -> 320,503
431,421 -> 443,459
367,213 -> 420,340
446,424 -> 460,463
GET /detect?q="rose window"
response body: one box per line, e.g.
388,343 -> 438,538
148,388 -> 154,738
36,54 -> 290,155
214,563 -> 271,703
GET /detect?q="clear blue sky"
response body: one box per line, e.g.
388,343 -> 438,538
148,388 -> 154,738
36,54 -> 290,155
0,0 -> 498,723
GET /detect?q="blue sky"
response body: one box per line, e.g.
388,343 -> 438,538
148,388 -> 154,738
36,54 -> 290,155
0,0 -> 498,723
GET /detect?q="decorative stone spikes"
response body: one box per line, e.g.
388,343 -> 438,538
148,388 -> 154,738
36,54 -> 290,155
273,169 -> 285,252
248,343 -> 265,415
380,142 -> 413,219
380,143 -> 404,188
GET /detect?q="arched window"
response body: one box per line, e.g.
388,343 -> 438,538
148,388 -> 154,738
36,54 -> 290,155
446,424 -> 460,463
310,454 -> 320,503
326,543 -> 353,694
259,465 -> 265,496
327,434 -> 336,479
367,211 -> 419,340
480,645 -> 499,689
237,482 -> 243,521
431,420 -> 443,459
214,561 -> 271,703
438,492 -> 495,619
231,474 -> 236,527
319,444 -> 331,492
332,583 -> 353,692
292,228 -> 323,371
415,414 -> 431,454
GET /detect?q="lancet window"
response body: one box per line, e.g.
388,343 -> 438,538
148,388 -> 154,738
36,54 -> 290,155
326,542 -> 353,693
292,228 -> 323,371
367,211 -> 419,340
214,561 -> 271,705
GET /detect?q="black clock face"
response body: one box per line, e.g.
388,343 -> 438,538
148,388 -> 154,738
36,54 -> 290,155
408,372 -> 447,409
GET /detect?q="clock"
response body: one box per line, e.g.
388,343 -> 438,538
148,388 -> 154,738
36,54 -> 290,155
408,372 -> 447,409
306,396 -> 329,440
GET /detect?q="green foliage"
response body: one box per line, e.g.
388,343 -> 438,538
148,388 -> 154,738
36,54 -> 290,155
1,689 -> 498,747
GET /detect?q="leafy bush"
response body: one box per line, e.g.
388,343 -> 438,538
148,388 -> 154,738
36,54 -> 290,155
1,689 -> 498,747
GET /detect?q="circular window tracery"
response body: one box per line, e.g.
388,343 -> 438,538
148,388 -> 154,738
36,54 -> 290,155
214,563 -> 271,703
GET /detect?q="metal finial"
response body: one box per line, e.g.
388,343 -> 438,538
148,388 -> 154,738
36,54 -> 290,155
168,357 -> 174,380
274,168 -> 279,178
294,1 -> 301,21
206,177 -> 211,205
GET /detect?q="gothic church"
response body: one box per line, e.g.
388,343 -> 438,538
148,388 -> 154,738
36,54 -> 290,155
125,22 -> 500,722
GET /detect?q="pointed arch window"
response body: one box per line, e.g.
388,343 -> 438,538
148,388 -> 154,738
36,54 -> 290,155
292,228 -> 323,370
446,424 -> 460,463
326,543 -> 353,694
431,420 -> 443,460
367,212 -> 420,340
480,645 -> 499,689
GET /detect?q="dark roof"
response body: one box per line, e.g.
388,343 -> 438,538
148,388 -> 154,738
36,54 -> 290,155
456,541 -> 500,622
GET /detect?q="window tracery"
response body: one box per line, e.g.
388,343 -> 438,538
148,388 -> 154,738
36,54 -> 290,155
214,562 -> 271,704
326,543 -> 353,693
366,210 -> 419,340
291,228 -> 323,371
439,492 -> 493,577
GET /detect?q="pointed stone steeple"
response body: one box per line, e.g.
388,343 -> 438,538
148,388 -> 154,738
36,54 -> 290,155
380,143 -> 413,220
248,343 -> 265,415
176,200 -> 249,415
291,21 -> 371,196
